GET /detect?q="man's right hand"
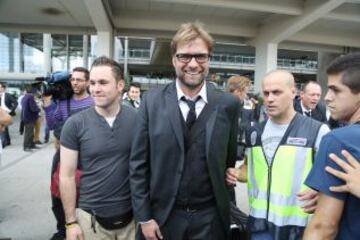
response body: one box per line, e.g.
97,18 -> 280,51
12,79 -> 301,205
42,95 -> 53,108
226,167 -> 240,186
66,224 -> 84,240
141,219 -> 163,240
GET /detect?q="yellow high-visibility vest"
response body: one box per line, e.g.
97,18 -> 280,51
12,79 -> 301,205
246,114 -> 321,227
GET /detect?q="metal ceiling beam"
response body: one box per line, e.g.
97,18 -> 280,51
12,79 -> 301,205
151,0 -> 303,15
83,0 -> 112,31
0,23 -> 95,34
324,12 -> 360,22
251,0 -> 346,45
289,31 -> 360,48
114,12 -> 257,37
151,0 -> 360,23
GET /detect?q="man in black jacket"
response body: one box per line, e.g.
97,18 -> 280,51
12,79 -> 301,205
0,82 -> 18,147
294,80 -> 327,123
130,22 -> 239,240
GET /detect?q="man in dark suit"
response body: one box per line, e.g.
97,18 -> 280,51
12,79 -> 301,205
21,85 -> 40,151
294,80 -> 327,123
0,82 -> 18,147
130,22 -> 239,240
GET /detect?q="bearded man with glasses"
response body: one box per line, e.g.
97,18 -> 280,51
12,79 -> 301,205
130,21 -> 239,240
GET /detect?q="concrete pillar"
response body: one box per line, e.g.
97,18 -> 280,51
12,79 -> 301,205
18,33 -> 24,72
317,52 -> 340,96
254,42 -> 278,94
96,31 -> 113,58
66,35 -> 70,71
124,36 -> 129,78
83,35 -> 89,68
8,34 -> 14,72
43,33 -> 52,74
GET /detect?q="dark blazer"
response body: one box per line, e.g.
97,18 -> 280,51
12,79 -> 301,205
130,82 -> 239,232
2,93 -> 18,116
293,98 -> 327,123
21,94 -> 40,124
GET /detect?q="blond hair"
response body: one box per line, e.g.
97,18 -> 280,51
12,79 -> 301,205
227,75 -> 251,93
170,21 -> 214,55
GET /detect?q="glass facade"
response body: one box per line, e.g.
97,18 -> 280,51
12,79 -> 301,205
0,32 -> 95,74
52,34 -> 67,72
22,33 -> 44,73
0,32 -> 20,73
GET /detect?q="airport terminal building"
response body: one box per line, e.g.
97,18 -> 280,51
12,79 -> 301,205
0,0 -> 360,95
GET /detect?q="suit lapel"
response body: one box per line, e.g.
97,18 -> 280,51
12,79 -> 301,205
165,82 -> 184,152
205,84 -> 219,158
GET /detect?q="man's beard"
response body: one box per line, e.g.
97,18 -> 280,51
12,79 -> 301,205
73,88 -> 86,97
177,72 -> 206,90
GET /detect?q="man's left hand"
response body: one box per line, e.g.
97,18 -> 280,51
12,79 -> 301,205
297,189 -> 318,214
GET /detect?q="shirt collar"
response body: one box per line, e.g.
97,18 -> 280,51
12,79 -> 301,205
176,80 -> 208,103
300,100 -> 311,113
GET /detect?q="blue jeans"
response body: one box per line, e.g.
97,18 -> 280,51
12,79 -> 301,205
251,231 -> 273,240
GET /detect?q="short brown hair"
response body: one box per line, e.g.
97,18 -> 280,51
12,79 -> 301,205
170,21 -> 214,56
72,67 -> 89,80
91,56 -> 123,82
227,75 -> 251,93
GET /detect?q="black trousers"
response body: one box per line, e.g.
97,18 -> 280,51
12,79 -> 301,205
51,195 -> 66,235
50,150 -> 66,236
137,206 -> 228,240
23,123 -> 35,149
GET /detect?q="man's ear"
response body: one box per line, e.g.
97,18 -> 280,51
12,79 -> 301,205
172,55 -> 177,68
117,80 -> 125,93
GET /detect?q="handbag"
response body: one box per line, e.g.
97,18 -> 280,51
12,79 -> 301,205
50,99 -> 81,199
50,161 -> 81,199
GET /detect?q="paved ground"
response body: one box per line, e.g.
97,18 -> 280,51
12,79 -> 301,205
0,115 -> 57,240
0,114 -> 249,240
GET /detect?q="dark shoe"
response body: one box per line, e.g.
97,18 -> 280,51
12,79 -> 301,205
24,148 -> 33,152
50,231 -> 65,240
34,140 -> 43,144
44,138 -> 49,143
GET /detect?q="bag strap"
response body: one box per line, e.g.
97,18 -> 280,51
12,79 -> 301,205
67,99 -> 71,117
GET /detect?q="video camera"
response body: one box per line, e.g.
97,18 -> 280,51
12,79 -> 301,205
35,71 -> 74,100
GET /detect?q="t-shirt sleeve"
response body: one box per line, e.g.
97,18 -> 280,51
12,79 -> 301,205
60,116 -> 80,151
305,133 -> 347,201
314,124 -> 331,152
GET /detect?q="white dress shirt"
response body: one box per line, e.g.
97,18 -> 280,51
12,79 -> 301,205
176,81 -> 208,121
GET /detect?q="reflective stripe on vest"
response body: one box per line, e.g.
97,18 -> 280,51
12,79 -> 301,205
248,145 -> 313,227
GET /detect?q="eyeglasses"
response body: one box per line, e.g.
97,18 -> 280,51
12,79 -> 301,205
70,78 -> 86,83
175,53 -> 211,63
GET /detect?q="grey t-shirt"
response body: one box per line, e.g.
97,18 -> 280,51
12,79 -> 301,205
261,118 -> 330,165
61,105 -> 137,217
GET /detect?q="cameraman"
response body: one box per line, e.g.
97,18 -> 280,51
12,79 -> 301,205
43,67 -> 94,240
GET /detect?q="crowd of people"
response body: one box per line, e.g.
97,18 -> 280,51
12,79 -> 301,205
0,21 -> 359,240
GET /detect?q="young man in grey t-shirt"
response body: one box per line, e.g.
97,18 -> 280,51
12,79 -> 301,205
59,57 -> 136,239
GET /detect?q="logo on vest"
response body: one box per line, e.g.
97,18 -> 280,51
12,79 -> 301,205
286,137 -> 307,146
250,131 -> 257,146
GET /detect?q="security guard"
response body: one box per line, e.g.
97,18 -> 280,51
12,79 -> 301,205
226,70 -> 329,240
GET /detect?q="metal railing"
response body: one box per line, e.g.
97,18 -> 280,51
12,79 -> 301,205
132,76 -> 174,89
118,49 -> 151,64
211,53 -> 317,73
119,49 -> 318,73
